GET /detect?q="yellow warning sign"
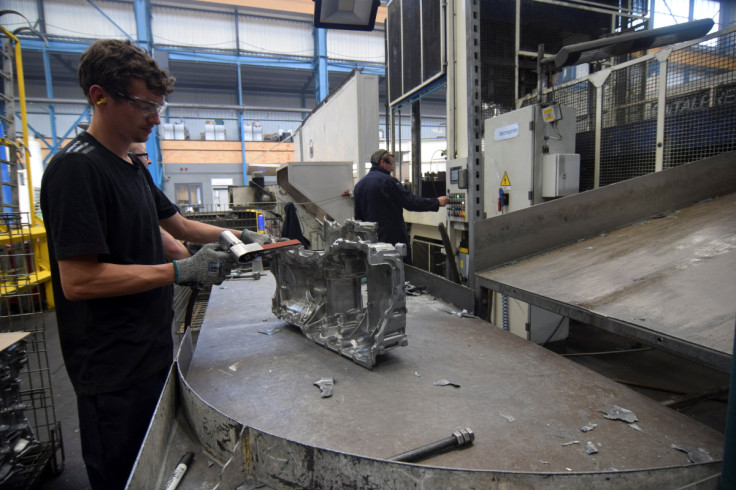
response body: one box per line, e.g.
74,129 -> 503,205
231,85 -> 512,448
501,172 -> 511,186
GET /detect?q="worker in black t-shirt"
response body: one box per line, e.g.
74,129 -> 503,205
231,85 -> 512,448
40,39 -> 269,490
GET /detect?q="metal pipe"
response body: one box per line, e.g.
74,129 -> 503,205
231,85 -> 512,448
388,428 -> 474,463
23,97 -> 307,113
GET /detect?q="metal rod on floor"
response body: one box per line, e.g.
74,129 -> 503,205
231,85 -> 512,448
388,428 -> 474,463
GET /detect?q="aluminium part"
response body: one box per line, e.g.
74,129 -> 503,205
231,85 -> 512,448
323,219 -> 378,245
270,226 -> 408,369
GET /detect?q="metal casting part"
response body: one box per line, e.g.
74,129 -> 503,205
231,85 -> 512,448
270,235 -> 407,368
323,219 -> 378,245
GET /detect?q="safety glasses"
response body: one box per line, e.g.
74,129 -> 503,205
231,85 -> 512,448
109,88 -> 167,115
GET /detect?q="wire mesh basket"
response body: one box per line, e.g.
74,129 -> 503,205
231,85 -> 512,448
0,212 -> 64,488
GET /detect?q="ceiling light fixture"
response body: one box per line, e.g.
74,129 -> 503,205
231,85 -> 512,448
313,0 -> 380,31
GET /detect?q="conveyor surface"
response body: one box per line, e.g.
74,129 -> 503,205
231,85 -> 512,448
474,153 -> 736,372
185,274 -> 723,474
477,193 -> 735,365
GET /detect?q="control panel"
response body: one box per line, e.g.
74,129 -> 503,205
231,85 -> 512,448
446,158 -> 469,223
446,192 -> 467,221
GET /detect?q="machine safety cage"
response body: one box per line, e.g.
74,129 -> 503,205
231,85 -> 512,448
520,25 -> 736,191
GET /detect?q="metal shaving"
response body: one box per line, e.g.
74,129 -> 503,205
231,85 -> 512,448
598,405 -> 638,423
580,423 -> 597,432
499,412 -> 516,423
562,441 -> 580,447
258,326 -> 283,335
585,442 -> 599,455
441,308 -> 477,318
314,378 -> 335,398
671,444 -> 714,464
433,379 -> 461,388
404,282 -> 427,296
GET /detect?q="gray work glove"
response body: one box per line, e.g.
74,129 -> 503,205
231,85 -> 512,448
173,243 -> 237,286
240,229 -> 273,245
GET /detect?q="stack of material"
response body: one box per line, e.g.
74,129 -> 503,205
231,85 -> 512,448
0,333 -> 38,487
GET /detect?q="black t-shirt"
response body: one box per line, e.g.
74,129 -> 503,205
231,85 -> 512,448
40,132 -> 177,396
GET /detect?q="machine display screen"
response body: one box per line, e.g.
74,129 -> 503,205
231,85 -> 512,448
450,166 -> 460,184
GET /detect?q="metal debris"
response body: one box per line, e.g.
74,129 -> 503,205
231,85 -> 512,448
258,326 -> 283,335
598,405 -> 638,423
671,444 -> 714,464
405,282 -> 427,296
314,378 -> 335,398
628,423 -> 643,432
433,379 -> 461,388
562,441 -> 580,447
580,423 -> 597,432
228,361 -> 244,372
585,442 -> 599,455
441,308 -> 478,318
414,371 -> 421,377
499,412 -> 516,423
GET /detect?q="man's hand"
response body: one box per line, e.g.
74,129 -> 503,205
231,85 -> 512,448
438,196 -> 450,206
173,243 -> 236,287
240,229 -> 274,245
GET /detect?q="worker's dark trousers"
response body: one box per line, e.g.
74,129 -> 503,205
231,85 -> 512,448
76,366 -> 169,490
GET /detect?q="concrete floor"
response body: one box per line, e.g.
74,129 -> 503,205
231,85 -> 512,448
34,312 -> 728,489
38,311 -> 90,490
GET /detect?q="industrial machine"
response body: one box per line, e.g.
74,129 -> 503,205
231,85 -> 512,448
128,7 -> 733,488
481,103 -> 580,343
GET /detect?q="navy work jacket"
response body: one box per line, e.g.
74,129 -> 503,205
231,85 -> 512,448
353,166 -> 440,264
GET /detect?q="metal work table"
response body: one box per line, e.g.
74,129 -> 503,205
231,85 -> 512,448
475,152 -> 736,372
157,273 -> 724,487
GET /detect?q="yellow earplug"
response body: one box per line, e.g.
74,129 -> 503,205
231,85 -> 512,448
96,97 -> 106,105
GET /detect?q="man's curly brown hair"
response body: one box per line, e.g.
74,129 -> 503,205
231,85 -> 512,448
78,39 -> 175,105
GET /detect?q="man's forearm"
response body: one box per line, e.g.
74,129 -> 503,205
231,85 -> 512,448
59,258 -> 175,301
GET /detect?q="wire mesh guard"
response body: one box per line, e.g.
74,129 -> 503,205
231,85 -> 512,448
0,213 -> 63,488
663,30 -> 736,169
521,27 -> 736,191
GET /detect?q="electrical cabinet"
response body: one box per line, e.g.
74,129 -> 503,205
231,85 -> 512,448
481,104 -> 580,344
542,153 -> 580,198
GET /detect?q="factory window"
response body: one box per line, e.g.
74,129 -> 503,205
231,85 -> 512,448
175,183 -> 203,212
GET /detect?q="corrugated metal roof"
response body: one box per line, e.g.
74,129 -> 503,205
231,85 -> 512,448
153,5 -> 237,50
327,30 -> 385,63
239,16 -> 313,57
45,0 -> 135,40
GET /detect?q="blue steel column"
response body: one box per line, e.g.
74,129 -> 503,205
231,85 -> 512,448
238,64 -> 248,185
134,0 -> 163,188
41,50 -> 58,152
314,27 -> 328,103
